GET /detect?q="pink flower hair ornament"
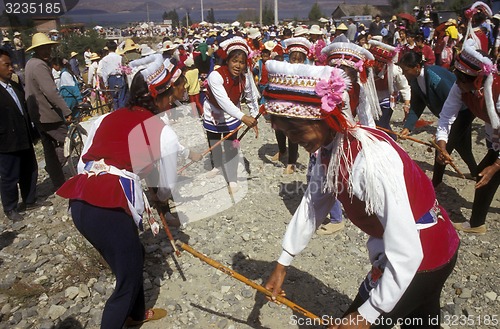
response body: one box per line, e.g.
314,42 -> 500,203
314,68 -> 346,114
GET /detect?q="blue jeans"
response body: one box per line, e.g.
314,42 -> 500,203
108,75 -> 128,110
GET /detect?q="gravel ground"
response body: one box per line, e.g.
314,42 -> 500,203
0,104 -> 498,329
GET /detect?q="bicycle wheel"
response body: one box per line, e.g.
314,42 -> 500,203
67,124 -> 87,176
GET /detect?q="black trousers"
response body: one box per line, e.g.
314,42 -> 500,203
275,130 -> 298,165
344,251 -> 458,328
0,148 -> 37,212
40,122 -> 68,189
432,109 -> 477,186
470,149 -> 500,227
70,200 -> 145,329
207,130 -> 239,183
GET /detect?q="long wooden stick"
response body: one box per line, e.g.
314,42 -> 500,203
376,126 -> 434,147
375,126 -> 466,179
430,139 -> 466,179
177,125 -> 244,174
177,242 -> 324,323
236,112 -> 262,142
158,210 -> 181,257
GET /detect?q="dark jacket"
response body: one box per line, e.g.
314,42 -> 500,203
404,65 -> 464,131
0,80 -> 38,153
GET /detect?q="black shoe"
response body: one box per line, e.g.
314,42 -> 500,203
18,200 -> 53,212
5,209 -> 24,222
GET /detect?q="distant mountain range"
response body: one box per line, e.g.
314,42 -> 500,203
70,0 -> 390,15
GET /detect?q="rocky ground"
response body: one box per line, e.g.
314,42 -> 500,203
0,104 -> 498,329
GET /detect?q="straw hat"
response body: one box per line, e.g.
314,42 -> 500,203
49,29 -> 58,33
26,32 -> 59,52
294,26 -> 309,37
70,51 -> 78,58
140,46 -> 156,57
445,18 -> 457,25
422,18 -> 432,24
13,31 -> 21,36
247,27 -> 261,39
336,23 -> 348,31
2,37 -> 10,42
493,13 -> 500,21
120,39 -> 139,54
160,40 -> 178,52
264,40 -> 277,51
89,52 -> 100,61
309,25 -> 323,35
390,15 -> 397,22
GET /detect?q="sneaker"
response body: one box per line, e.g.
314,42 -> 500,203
205,167 -> 220,178
284,164 -> 295,174
317,222 -> 345,235
452,222 -> 486,234
4,209 -> 24,222
125,308 -> 167,327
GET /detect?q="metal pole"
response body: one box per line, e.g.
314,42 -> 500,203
274,0 -> 278,26
201,0 -> 204,22
260,0 -> 263,26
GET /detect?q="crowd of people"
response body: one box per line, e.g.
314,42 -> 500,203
1,0 -> 499,327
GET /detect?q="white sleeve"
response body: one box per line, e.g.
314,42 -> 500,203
393,66 -> 411,102
278,161 -> 336,266
156,125 -> 179,202
244,70 -> 260,117
87,66 -> 94,86
60,71 -> 76,87
357,85 -> 376,127
436,83 -> 463,142
353,142 -> 423,324
207,71 -> 245,120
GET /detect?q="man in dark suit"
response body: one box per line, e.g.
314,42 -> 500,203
399,51 -> 477,187
0,49 -> 47,221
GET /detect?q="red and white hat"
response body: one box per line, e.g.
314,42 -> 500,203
263,60 -> 352,131
322,42 -> 381,121
455,39 -> 499,129
283,37 -> 312,56
218,36 -> 249,59
368,39 -> 399,95
129,54 -> 182,98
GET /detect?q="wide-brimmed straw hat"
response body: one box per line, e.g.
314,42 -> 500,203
26,32 -> 59,52
70,51 -> 78,58
160,40 -> 179,52
118,39 -> 139,55
247,27 -> 261,39
140,46 -> 156,57
309,25 -> 323,35
89,52 -> 100,61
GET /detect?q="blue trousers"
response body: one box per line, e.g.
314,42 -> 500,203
0,148 -> 37,212
70,200 -> 145,328
108,75 -> 128,110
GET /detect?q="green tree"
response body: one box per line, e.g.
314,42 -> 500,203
207,8 -> 215,24
308,2 -> 322,21
56,29 -> 106,60
263,1 -> 274,25
449,0 -> 470,12
163,9 -> 180,27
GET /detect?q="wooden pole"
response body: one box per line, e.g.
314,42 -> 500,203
177,125 -> 244,174
178,242 -> 324,323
